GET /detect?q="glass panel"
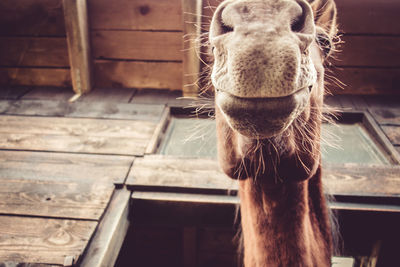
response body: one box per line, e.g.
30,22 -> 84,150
159,118 -> 390,165
321,123 -> 390,165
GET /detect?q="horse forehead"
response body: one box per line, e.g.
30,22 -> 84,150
222,0 -> 301,22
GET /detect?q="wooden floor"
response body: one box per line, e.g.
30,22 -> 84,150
0,87 -> 399,266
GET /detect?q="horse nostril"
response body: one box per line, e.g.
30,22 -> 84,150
221,23 -> 234,34
291,15 -> 305,32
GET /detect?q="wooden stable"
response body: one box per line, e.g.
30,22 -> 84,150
0,0 -> 400,266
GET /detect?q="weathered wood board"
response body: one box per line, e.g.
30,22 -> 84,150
0,0 -> 66,36
0,179 -> 114,220
80,189 -> 131,267
336,0 -> 400,35
88,0 -> 182,31
22,87 -> 75,101
0,150 -> 133,185
331,67 -> 400,95
127,156 -> 400,198
94,61 -> 182,90
0,68 -> 71,88
0,115 -> 157,155
0,87 -> 31,100
334,36 -> 400,68
381,126 -> 400,145
0,215 -> 96,266
0,37 -> 69,67
63,0 -> 93,94
92,31 -> 183,61
0,99 -> 165,122
126,156 -> 238,194
369,108 -> 400,125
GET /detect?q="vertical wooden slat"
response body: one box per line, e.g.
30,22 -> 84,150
63,0 -> 92,95
182,0 -> 203,97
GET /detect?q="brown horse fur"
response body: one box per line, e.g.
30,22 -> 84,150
207,0 -> 339,266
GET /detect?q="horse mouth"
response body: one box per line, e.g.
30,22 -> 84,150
215,87 -> 310,138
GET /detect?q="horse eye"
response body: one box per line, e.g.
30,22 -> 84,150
316,33 -> 332,57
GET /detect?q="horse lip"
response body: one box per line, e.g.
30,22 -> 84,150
216,87 -> 310,100
215,87 -> 310,138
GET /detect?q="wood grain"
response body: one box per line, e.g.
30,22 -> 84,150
0,215 -> 96,265
0,179 -> 114,220
0,115 -> 156,155
63,0 -> 92,94
79,87 -> 136,102
127,156 -> 400,198
0,150 -> 133,185
94,60 -> 182,90
0,0 -> 66,36
126,155 -> 238,194
80,189 -> 131,267
182,0 -> 202,97
0,87 -> 31,100
336,0 -> 400,35
329,67 -> 400,95
88,0 -> 182,31
0,99 -> 165,122
381,126 -> 400,145
92,31 -> 183,61
0,68 -> 71,87
369,108 -> 400,126
22,87 -> 75,101
334,36 -> 400,68
0,37 -> 69,67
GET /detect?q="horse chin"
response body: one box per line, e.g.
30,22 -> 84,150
215,87 -> 310,139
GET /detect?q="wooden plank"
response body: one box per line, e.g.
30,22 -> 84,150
63,0 -> 92,94
334,36 -> 400,68
369,108 -> 400,125
131,89 -> 183,105
323,163 -> 400,197
182,0 -> 202,97
126,155 -> 238,194
22,87 -> 75,101
0,215 -> 96,266
127,156 -> 400,198
92,31 -> 183,61
79,87 -> 136,103
145,107 -> 170,154
381,126 -> 400,145
0,37 -> 69,67
0,68 -> 71,87
330,67 -> 400,95
0,179 -> 114,220
0,115 -> 157,155
80,189 -> 131,267
336,0 -> 400,35
0,99 -> 165,122
0,151 -> 133,185
94,60 -> 182,90
88,0 -> 183,31
0,0 -> 66,36
0,87 -> 31,100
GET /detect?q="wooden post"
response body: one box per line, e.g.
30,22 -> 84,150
181,0 -> 203,97
63,0 -> 92,96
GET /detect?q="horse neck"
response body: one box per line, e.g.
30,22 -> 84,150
215,97 -> 332,266
239,167 -> 332,267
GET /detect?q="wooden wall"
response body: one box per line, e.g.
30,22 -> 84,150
0,0 -> 399,95
0,0 -> 71,87
88,0 -> 184,90
331,0 -> 400,95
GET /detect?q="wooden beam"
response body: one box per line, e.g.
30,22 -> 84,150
63,0 -> 92,95
80,189 -> 131,267
181,0 -> 203,97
